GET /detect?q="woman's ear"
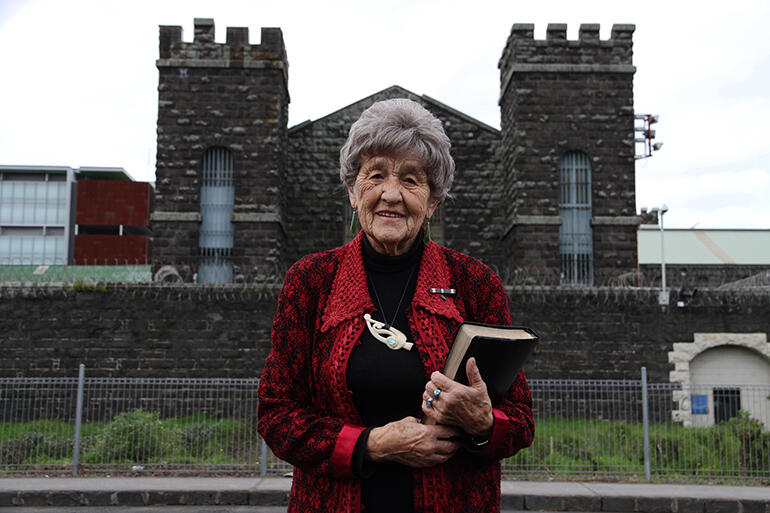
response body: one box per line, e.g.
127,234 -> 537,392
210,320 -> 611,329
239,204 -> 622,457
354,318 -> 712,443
426,198 -> 440,219
347,186 -> 357,210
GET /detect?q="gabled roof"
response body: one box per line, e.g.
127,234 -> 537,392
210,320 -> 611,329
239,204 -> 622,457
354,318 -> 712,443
289,85 -> 499,135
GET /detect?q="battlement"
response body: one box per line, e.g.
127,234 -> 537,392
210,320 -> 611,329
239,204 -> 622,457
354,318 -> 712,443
158,18 -> 287,69
507,22 -> 634,43
500,23 -> 635,76
498,23 -> 635,103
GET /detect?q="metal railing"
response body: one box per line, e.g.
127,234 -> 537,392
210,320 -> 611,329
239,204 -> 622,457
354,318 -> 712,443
2,366 -> 768,482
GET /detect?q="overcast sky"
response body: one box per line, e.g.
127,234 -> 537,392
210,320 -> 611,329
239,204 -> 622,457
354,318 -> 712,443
1,0 -> 769,229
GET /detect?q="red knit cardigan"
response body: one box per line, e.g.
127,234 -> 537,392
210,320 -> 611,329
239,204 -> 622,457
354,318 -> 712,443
257,233 -> 534,513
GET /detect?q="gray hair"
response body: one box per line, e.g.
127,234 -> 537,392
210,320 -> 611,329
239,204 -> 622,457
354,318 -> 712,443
339,98 -> 455,201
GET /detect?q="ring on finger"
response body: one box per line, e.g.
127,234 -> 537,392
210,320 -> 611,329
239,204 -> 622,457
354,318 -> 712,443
433,388 -> 441,399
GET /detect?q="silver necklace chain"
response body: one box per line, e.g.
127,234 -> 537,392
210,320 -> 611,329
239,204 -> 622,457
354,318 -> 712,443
368,264 -> 417,329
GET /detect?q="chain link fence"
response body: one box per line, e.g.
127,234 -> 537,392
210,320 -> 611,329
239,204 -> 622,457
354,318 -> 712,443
2,367 -> 768,482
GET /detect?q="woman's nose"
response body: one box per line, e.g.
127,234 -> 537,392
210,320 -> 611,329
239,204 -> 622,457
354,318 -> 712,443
380,177 -> 401,201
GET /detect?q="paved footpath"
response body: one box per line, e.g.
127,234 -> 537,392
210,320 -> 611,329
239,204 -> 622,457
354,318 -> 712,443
1,477 -> 769,512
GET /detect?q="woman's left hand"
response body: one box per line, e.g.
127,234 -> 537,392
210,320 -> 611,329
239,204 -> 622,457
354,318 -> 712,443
421,357 -> 494,437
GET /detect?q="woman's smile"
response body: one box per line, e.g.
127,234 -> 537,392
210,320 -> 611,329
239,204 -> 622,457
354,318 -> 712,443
376,210 -> 406,220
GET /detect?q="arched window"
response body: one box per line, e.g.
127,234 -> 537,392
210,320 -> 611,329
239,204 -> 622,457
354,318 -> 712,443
559,151 -> 593,285
198,147 -> 234,283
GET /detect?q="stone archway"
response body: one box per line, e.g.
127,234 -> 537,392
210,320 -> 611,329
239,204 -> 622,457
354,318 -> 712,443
668,333 -> 770,427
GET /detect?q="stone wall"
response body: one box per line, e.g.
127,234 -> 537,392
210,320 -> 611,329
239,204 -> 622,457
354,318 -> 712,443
3,284 -> 769,385
511,287 -> 770,381
0,284 -> 277,378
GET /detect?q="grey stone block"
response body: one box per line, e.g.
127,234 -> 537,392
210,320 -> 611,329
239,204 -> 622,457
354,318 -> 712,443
740,500 -> 769,513
636,497 -> 674,513
11,492 -> 52,507
565,495 -> 602,511
216,490 -> 250,505
249,489 -> 290,506
112,491 -> 149,506
602,496 -> 636,512
501,494 -> 525,510
525,495 -> 567,511
47,492 -> 89,507
675,498 -> 704,513
146,491 -> 185,505
77,491 -> 115,507
705,500 -> 740,513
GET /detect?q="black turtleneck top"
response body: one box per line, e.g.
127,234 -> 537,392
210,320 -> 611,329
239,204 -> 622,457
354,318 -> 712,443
346,234 -> 426,513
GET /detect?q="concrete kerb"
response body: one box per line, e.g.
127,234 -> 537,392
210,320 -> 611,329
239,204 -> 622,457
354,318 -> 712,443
1,478 -> 769,512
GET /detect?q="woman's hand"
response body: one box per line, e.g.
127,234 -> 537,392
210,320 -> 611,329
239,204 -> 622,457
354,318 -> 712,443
421,357 -> 494,437
366,416 -> 461,468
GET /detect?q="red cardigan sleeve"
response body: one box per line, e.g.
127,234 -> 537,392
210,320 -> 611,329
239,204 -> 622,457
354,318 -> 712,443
462,261 -> 535,461
257,258 -> 364,478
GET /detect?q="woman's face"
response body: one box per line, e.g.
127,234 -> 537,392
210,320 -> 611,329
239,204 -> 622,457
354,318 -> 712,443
348,152 -> 439,256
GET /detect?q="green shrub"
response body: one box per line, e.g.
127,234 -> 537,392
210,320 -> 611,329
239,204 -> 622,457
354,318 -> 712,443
0,419 -> 76,466
84,409 -> 178,464
726,411 -> 770,472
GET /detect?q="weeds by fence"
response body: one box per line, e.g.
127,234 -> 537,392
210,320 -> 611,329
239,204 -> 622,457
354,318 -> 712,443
1,369 -> 769,482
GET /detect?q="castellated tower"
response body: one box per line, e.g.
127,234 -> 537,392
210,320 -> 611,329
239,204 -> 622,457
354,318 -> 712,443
152,18 -> 289,282
498,24 -> 639,286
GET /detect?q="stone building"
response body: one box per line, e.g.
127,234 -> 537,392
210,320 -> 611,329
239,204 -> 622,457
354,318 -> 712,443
151,19 -> 641,286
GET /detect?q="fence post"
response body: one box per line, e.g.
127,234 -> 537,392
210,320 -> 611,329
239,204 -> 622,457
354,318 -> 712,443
72,364 -> 85,476
641,366 -> 651,482
261,439 -> 268,477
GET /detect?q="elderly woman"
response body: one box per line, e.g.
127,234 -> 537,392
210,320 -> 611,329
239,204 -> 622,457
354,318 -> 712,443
257,98 -> 534,513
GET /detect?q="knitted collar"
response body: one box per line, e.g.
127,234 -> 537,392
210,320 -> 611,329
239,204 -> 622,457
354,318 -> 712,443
321,232 -> 463,333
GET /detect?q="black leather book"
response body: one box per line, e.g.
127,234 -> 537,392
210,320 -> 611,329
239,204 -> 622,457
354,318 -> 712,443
431,323 -> 538,416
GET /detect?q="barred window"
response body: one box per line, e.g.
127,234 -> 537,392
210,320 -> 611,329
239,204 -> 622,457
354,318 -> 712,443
198,148 -> 234,283
559,151 -> 593,286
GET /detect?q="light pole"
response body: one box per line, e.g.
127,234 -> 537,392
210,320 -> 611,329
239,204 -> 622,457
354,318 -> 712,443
659,204 -> 669,305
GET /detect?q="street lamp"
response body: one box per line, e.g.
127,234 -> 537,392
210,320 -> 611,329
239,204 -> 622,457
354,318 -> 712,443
659,204 -> 669,305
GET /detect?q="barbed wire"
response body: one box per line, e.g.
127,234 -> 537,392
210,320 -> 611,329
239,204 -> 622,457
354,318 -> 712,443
1,259 -> 768,305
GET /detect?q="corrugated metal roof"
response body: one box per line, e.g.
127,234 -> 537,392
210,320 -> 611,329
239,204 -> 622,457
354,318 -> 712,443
638,226 -> 770,264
